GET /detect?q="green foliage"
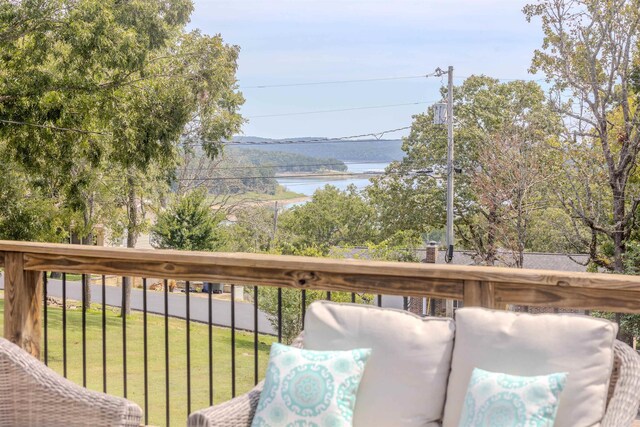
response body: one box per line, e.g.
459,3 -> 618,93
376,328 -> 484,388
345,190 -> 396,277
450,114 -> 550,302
524,0 -> 640,272
279,185 -> 378,253
368,76 -> 561,265
0,0 -> 243,254
151,189 -> 224,251
0,166 -> 64,242
227,148 -> 347,173
218,206 -> 279,253
231,139 -> 403,163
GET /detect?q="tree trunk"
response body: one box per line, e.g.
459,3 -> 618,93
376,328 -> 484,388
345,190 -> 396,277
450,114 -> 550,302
80,196 -> 94,310
483,207 -> 498,266
612,187 -> 626,273
121,174 -> 138,317
516,198 -> 526,269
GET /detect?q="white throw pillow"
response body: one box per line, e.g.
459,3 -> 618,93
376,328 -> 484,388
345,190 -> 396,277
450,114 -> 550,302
304,301 -> 456,427
443,308 -> 618,427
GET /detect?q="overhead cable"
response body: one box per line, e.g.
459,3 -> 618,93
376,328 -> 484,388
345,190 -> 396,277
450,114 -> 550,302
241,73 -> 439,89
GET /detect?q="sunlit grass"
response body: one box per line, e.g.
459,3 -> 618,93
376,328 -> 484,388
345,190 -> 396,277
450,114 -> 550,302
0,300 -> 275,427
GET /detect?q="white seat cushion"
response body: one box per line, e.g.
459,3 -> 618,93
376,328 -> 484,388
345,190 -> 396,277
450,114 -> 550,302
443,308 -> 618,427
304,301 -> 455,427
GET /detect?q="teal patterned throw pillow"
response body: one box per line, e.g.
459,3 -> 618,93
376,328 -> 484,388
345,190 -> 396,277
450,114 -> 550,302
252,343 -> 371,427
459,368 -> 567,427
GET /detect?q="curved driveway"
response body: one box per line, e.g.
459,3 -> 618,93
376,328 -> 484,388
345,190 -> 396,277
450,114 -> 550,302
0,275 -> 275,334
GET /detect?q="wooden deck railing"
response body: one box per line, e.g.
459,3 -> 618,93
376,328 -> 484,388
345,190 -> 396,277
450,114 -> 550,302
3,240 -> 640,357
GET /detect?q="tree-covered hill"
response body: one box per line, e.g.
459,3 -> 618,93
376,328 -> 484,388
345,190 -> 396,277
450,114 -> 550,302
230,138 -> 404,163
175,148 -> 348,195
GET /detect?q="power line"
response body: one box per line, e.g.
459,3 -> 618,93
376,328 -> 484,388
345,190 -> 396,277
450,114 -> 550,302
240,73 -> 438,89
246,101 -> 434,119
189,126 -> 412,147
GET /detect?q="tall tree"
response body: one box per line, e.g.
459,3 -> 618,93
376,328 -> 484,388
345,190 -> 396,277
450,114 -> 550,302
524,0 -> 640,272
106,30 -> 243,314
1,0 -> 195,308
1,2 -> 244,313
369,76 -> 560,265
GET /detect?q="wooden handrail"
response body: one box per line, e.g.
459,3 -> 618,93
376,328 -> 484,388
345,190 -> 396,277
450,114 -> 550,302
3,240 -> 640,356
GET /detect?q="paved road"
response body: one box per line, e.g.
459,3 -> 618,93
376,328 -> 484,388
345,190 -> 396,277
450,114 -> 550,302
0,275 -> 276,334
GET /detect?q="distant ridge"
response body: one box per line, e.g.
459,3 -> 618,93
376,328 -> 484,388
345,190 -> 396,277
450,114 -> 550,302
228,137 -> 404,163
231,136 -> 400,143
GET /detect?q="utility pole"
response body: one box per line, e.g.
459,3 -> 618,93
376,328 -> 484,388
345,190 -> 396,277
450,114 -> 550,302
434,66 -> 455,264
445,65 -> 454,263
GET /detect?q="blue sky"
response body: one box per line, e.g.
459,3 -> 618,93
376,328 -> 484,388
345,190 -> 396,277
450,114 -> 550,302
189,0 -> 543,139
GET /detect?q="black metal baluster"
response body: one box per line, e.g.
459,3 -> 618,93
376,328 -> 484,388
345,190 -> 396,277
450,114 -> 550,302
43,272 -> 48,366
164,279 -> 170,427
301,290 -> 307,329
231,285 -> 237,398
403,296 -> 409,311
122,277 -> 127,398
351,292 -> 356,303
82,274 -> 87,387
377,294 -> 382,307
143,278 -> 149,425
186,281 -> 191,414
102,275 -> 107,393
326,291 -> 331,301
209,282 -> 214,405
62,272 -> 67,378
277,287 -> 282,343
253,286 -> 259,386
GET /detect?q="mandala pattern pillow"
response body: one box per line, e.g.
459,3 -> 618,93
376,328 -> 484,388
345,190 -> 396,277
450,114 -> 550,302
459,368 -> 567,427
252,343 -> 371,427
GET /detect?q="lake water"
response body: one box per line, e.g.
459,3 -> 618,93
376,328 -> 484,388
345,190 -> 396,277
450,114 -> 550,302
277,162 -> 389,206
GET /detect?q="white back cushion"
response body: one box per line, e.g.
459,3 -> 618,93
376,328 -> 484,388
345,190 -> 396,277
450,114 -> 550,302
304,301 -> 455,427
443,308 -> 618,427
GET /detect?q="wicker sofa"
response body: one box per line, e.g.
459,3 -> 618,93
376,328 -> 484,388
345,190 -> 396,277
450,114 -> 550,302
0,338 -> 142,427
188,304 -> 640,427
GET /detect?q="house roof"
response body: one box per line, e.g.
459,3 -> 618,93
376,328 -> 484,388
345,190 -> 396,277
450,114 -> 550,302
434,250 -> 589,272
333,246 -> 590,272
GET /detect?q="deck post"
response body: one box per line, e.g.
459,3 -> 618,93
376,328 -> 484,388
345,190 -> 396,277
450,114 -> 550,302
463,280 -> 482,307
3,252 -> 42,358
463,280 -> 497,309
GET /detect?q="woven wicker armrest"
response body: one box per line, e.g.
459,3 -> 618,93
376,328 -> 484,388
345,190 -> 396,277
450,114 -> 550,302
602,340 -> 640,427
0,338 -> 142,427
188,383 -> 264,427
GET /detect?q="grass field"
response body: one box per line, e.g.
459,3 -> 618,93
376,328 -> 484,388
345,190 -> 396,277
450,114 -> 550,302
0,299 -> 275,427
211,185 -> 306,206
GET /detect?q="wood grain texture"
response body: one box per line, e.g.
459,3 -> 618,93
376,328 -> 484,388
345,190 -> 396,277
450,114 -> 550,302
463,280 -> 482,307
3,239 -> 640,312
494,283 -> 640,313
2,240 -> 640,290
3,252 -> 41,358
22,253 -> 464,299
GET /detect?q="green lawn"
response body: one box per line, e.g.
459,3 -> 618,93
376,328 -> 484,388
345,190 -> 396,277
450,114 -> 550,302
212,185 -> 306,205
0,300 -> 275,427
